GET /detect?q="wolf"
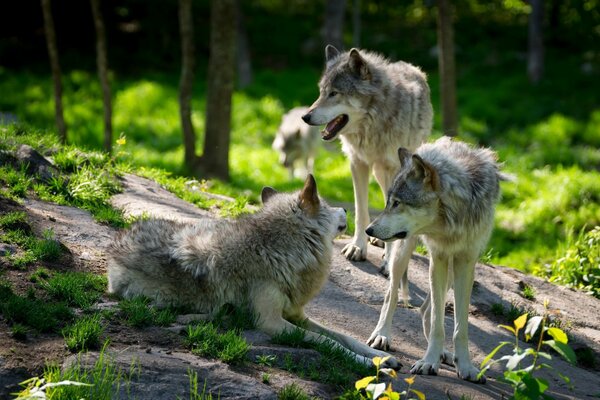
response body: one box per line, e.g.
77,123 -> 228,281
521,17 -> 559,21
272,106 -> 321,179
107,175 -> 398,368
365,137 -> 509,382
302,45 -> 433,301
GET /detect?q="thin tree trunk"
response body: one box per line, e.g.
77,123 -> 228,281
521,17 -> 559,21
322,0 -> 347,50
236,0 -> 252,88
40,0 -> 67,143
352,0 -> 361,47
528,0 -> 544,84
199,0 -> 236,180
178,0 -> 198,169
90,0 -> 112,154
436,0 -> 458,136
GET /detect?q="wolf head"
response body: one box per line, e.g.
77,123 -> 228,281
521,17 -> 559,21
366,148 -> 440,241
261,174 -> 347,238
302,45 -> 376,141
272,130 -> 303,168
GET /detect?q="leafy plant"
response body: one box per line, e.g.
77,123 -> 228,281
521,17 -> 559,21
261,373 -> 271,385
256,354 -> 277,367
62,314 -> 104,352
185,322 -> 249,365
353,356 -> 425,400
479,300 -> 577,399
521,284 -> 536,301
278,383 -> 311,400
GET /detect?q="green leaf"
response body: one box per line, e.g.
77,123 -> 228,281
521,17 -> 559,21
481,341 -> 511,368
410,389 -> 426,400
547,327 -> 568,344
544,340 -> 577,365
524,315 -> 543,341
372,356 -> 391,368
355,375 -> 376,390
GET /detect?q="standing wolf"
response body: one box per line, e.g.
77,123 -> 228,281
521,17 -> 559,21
272,106 -> 321,179
107,175 -> 398,368
302,45 -> 433,294
366,137 -> 509,382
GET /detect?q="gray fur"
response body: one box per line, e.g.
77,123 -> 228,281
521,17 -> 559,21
366,137 -> 508,382
107,176 -> 399,368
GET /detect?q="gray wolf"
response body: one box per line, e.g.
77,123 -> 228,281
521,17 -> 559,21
107,175 -> 398,368
365,137 -> 509,382
302,45 -> 433,301
272,106 -> 321,179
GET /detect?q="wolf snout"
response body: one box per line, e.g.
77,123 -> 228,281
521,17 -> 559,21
365,226 -> 375,236
301,112 -> 312,124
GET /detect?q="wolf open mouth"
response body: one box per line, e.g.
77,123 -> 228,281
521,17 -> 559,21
322,114 -> 349,141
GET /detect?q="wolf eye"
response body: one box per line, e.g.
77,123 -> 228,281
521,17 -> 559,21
329,91 -> 338,98
391,200 -> 400,208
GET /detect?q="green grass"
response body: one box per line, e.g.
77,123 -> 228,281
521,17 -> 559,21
278,383 -> 312,400
41,271 -> 107,309
117,296 -> 178,328
63,313 -> 104,352
182,369 -> 216,400
185,322 -> 249,365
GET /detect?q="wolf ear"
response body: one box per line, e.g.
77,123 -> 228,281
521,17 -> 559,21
348,48 -> 370,80
397,147 -> 412,168
325,44 -> 340,69
299,174 -> 320,215
261,187 -> 278,204
411,154 -> 440,191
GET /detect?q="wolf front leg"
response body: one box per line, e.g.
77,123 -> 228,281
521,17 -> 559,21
411,252 -> 448,376
367,237 -> 415,350
342,159 -> 370,261
452,255 -> 485,383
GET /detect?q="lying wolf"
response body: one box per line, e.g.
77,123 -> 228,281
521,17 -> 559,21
366,137 -> 510,382
272,106 -> 321,179
107,175 -> 398,368
302,45 -> 433,304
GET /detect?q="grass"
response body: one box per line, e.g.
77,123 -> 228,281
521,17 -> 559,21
183,369 -> 216,400
271,327 -> 374,387
521,284 -> 536,301
41,271 -> 107,309
63,313 -> 104,352
184,322 -> 249,365
278,383 -> 312,400
117,296 -> 178,328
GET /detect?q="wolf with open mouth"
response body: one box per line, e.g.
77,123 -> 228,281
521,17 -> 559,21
302,46 -> 433,301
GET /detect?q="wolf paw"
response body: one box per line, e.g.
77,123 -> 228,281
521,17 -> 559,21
410,358 -> 440,376
367,332 -> 391,351
456,361 -> 486,383
342,242 -> 367,261
368,236 -> 385,248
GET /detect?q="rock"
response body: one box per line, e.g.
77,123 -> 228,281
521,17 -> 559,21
15,144 -> 60,182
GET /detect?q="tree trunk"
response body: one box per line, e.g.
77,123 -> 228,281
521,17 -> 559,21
436,0 -> 458,137
322,0 -> 347,50
528,0 -> 544,84
178,0 -> 199,169
352,0 -> 361,47
236,0 -> 252,88
90,0 -> 113,154
199,0 -> 236,180
40,0 -> 67,143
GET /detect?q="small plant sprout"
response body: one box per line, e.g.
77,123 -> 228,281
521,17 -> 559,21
479,300 -> 577,399
355,356 -> 425,400
256,354 -> 277,367
13,377 -> 92,400
261,372 -> 271,384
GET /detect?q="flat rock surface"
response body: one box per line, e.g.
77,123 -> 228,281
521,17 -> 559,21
1,172 -> 599,399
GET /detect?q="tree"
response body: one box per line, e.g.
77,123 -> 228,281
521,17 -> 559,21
178,0 -> 199,169
198,0 -> 236,180
352,0 -> 361,47
436,0 -> 458,136
236,0 -> 253,88
90,0 -> 113,154
322,0 -> 347,50
40,0 -> 67,143
528,0 -> 544,84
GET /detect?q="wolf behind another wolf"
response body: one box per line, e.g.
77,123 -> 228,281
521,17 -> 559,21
107,175 -> 398,368
366,137 -> 509,382
302,46 -> 433,303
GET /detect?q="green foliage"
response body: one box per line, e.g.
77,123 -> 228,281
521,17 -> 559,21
480,302 -> 577,399
0,211 -> 28,230
63,314 -> 104,352
0,283 -> 73,332
351,356 -> 424,400
117,296 -> 178,328
185,322 -> 249,365
521,284 -> 536,301
277,383 -> 311,400
182,369 -> 216,400
41,271 -> 107,309
255,354 -> 277,367
11,323 -> 28,340
538,226 -> 600,298
261,372 -> 271,384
